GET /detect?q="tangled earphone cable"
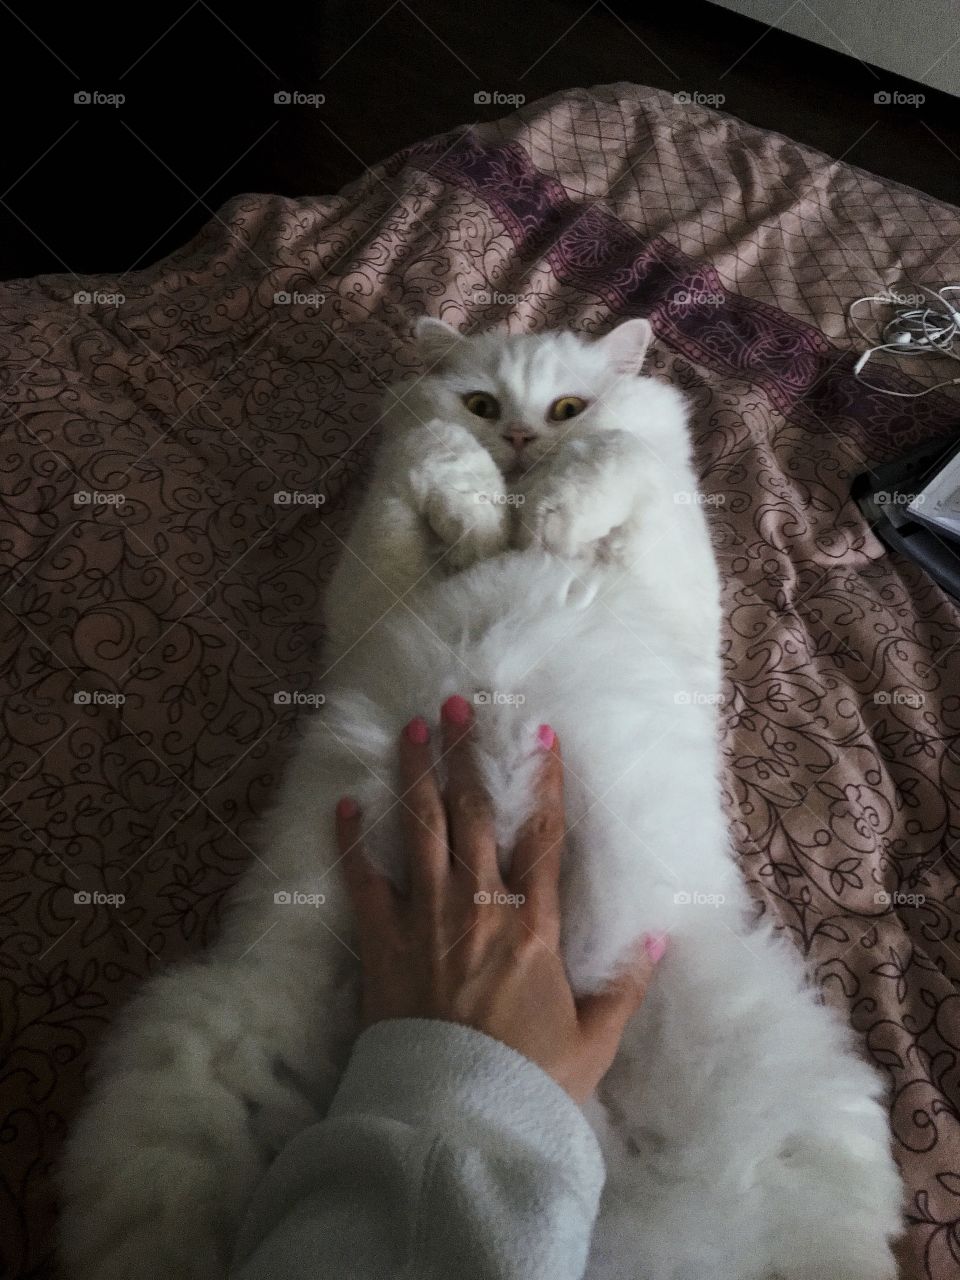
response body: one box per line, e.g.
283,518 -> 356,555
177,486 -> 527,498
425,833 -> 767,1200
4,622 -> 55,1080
847,282 -> 960,397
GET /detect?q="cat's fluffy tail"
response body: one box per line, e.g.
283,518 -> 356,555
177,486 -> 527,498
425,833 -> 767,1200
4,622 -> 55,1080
57,952 -> 333,1280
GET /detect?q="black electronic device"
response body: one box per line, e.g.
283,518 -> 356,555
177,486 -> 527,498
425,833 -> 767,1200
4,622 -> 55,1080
852,432 -> 960,601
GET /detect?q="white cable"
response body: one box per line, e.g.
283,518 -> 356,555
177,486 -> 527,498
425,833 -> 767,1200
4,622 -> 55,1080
847,283 -> 960,397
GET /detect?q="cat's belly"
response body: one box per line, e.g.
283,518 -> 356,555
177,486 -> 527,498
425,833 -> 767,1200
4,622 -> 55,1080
308,550 -> 729,993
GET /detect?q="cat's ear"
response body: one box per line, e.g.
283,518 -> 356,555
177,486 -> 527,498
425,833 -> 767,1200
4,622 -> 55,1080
415,317 -> 462,367
597,317 -> 654,376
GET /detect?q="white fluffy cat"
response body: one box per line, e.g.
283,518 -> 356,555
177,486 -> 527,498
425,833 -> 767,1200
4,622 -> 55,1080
58,317 -> 902,1280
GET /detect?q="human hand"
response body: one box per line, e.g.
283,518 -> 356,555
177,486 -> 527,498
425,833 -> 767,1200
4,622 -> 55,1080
335,695 -> 666,1105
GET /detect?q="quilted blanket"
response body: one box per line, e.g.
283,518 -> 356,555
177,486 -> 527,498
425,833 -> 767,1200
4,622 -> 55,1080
2,83 -> 960,1278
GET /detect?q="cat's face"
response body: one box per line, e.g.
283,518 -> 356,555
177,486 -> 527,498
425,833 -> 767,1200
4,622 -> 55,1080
413,317 -> 655,478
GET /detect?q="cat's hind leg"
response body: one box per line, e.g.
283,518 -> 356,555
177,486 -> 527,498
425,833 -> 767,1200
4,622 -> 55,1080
593,919 -> 901,1280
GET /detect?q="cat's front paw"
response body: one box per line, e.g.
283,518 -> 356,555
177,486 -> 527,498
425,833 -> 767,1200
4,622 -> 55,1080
521,481 -> 620,560
406,425 -> 512,571
423,482 -> 509,570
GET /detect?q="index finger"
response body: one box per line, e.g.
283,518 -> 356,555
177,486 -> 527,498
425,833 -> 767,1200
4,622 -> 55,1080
507,728 -> 566,932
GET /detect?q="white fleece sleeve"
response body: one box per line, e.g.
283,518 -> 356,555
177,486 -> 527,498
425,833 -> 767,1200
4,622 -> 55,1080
229,1018 -> 606,1280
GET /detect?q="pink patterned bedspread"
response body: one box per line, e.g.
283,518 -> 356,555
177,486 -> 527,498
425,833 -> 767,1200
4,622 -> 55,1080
2,83 -> 960,1278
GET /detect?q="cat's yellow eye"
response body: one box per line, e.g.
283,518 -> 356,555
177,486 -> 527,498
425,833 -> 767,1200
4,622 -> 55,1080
547,395 -> 589,422
463,391 -> 501,420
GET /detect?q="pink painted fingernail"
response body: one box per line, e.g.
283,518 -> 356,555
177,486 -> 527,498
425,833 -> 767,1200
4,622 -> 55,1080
336,796 -> 359,820
642,932 -> 668,964
537,723 -> 556,750
404,716 -> 430,745
441,695 -> 472,727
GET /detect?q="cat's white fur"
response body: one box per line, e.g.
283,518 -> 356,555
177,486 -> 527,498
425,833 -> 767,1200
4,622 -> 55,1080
58,317 -> 902,1280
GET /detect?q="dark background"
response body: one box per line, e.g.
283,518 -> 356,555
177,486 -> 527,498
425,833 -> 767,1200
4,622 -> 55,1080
1,0 -> 957,283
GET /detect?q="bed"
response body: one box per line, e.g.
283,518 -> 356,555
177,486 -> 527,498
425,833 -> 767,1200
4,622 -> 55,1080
2,83 -> 959,1278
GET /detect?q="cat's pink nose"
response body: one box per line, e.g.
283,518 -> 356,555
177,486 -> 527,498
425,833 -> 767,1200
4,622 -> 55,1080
503,429 -> 537,451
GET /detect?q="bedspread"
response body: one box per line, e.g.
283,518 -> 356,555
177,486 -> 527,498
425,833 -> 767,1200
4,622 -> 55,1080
2,83 -> 960,1277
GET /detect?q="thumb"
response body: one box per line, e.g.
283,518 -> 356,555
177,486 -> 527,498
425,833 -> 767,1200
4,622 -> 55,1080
577,932 -> 668,1048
